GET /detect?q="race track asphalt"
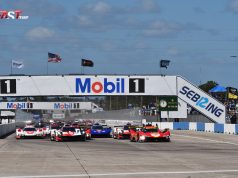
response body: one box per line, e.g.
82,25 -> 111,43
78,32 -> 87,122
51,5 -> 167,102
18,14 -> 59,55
0,130 -> 238,178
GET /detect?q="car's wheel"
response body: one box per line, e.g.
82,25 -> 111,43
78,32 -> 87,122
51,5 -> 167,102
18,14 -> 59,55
132,136 -> 136,142
81,136 -> 86,141
164,137 -> 170,142
130,136 -> 133,142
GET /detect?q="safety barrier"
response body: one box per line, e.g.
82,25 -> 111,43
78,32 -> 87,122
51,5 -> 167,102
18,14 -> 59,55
150,122 -> 238,135
0,123 -> 16,138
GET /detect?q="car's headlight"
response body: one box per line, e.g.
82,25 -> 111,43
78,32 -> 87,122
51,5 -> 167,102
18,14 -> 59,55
140,135 -> 145,140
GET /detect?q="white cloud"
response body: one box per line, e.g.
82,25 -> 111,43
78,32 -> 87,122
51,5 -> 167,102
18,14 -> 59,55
25,27 -> 55,40
143,21 -> 182,37
77,15 -> 93,26
93,2 -> 111,13
141,0 -> 160,12
228,0 -> 238,12
79,1 -> 111,14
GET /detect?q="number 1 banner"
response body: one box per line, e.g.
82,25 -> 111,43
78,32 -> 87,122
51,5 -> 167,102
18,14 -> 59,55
0,79 -> 16,94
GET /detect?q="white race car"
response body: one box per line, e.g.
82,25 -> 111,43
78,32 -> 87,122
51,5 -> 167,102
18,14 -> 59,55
16,126 -> 44,139
50,123 -> 61,141
112,126 -> 123,139
54,126 -> 86,142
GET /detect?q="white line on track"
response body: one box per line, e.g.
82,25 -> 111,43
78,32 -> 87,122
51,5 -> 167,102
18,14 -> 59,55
1,170 -> 238,178
172,134 -> 238,146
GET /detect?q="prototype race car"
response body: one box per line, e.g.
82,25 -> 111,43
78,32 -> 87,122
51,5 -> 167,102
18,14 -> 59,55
113,125 -> 131,139
71,123 -> 91,140
91,124 -> 111,138
16,126 -> 45,139
50,123 -> 61,141
54,126 -> 86,142
112,126 -> 123,139
130,126 -> 170,142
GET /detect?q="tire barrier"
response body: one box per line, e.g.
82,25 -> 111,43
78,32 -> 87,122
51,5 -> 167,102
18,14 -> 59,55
149,122 -> 238,135
0,123 -> 16,138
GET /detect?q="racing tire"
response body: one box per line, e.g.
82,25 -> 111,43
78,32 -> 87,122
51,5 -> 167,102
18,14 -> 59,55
130,136 -> 134,142
81,136 -> 86,141
164,137 -> 171,142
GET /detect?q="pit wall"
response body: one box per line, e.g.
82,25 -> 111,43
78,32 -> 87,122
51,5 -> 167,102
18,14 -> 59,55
148,122 -> 238,135
0,123 -> 16,138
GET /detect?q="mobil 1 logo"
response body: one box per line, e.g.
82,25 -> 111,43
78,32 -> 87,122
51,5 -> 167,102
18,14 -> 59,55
129,78 -> 145,93
0,79 -> 16,94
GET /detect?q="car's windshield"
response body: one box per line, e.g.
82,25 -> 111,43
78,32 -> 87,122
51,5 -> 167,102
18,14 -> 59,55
92,126 -> 103,130
142,128 -> 158,133
123,126 -> 129,130
51,126 -> 60,130
62,127 -> 76,132
24,128 -> 36,131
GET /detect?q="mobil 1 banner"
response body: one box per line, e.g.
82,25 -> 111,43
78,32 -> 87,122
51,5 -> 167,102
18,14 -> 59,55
0,75 -> 177,96
177,77 -> 225,124
0,102 -> 93,110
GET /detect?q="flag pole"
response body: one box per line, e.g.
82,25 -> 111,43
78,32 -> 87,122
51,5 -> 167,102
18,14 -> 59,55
47,60 -> 48,75
10,60 -> 12,75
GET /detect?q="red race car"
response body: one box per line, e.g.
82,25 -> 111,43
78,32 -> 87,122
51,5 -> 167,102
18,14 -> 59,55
130,126 -> 170,142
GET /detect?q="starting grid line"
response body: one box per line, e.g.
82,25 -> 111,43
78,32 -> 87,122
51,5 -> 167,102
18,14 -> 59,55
1,170 -> 238,178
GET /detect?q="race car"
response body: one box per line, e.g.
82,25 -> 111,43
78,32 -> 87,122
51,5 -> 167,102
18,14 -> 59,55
54,126 -> 86,142
50,123 -> 61,141
43,125 -> 50,135
91,124 -> 111,138
112,126 -> 123,139
72,123 -> 91,140
113,125 -> 131,139
16,126 -> 45,139
130,126 -> 170,142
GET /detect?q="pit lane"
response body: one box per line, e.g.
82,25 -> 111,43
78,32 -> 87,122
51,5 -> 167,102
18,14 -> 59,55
0,130 -> 238,178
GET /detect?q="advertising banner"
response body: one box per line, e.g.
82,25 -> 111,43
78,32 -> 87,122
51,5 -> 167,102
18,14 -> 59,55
0,75 -> 177,96
177,77 -> 226,123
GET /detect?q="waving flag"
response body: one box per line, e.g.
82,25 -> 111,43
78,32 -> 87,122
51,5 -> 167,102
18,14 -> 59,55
81,59 -> 94,67
160,60 -> 170,69
12,60 -> 24,69
48,52 -> 62,63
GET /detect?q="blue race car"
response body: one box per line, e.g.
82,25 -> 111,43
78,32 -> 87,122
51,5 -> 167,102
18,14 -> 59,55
91,124 -> 111,138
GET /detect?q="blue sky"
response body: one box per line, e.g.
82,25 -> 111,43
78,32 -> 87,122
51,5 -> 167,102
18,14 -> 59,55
1,0 -> 238,88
